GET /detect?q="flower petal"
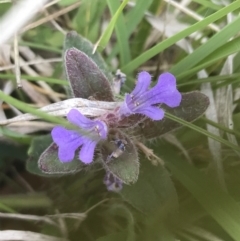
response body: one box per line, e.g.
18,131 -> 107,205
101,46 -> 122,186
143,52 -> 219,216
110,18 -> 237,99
155,72 -> 182,107
51,126 -> 80,145
51,126 -> 83,162
58,145 -> 76,162
67,109 -> 95,129
131,71 -> 151,97
137,106 -> 164,120
141,72 -> 181,107
157,72 -> 177,89
79,139 -> 97,164
94,120 -> 108,139
118,71 -> 181,121
161,89 -> 182,107
119,94 -> 134,116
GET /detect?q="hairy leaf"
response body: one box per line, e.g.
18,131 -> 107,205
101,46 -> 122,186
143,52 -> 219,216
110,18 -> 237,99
64,31 -> 113,82
121,160 -> 178,214
27,135 -> 87,176
38,142 -> 87,175
131,91 -> 209,139
100,129 -> 139,184
65,48 -> 114,101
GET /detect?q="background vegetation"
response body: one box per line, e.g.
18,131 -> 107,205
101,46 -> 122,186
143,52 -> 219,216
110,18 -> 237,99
1,0 -> 240,240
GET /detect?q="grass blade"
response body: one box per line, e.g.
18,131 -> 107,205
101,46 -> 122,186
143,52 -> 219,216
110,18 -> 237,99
93,0 -> 129,53
107,0 -> 131,66
177,35 -> 240,80
165,112 -> 240,152
121,1 -> 240,73
125,0 -> 153,36
0,74 -> 67,85
0,90 -> 68,126
170,15 -> 240,76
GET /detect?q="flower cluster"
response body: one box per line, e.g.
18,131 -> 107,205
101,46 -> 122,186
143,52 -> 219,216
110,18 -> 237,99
119,71 -> 181,120
51,71 -> 181,191
103,172 -> 123,192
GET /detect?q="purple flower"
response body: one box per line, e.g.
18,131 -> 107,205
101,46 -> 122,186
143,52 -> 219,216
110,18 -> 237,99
51,109 -> 108,164
103,172 -> 123,192
119,71 -> 182,120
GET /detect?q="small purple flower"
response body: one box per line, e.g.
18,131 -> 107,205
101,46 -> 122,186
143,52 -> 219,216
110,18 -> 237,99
103,172 -> 123,192
51,109 -> 108,164
119,71 -> 182,121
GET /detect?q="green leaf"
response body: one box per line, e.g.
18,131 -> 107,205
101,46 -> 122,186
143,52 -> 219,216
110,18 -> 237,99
131,91 -> 209,139
64,31 -> 113,82
100,129 -> 139,184
26,135 -> 54,176
38,142 -> 87,175
27,135 -> 86,176
64,48 -> 114,101
121,160 -> 178,214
